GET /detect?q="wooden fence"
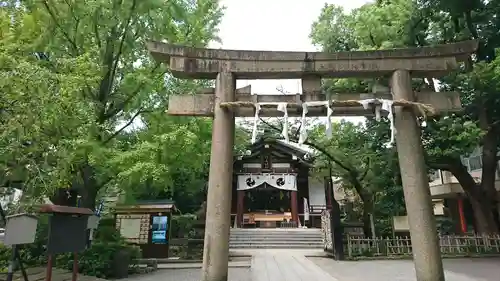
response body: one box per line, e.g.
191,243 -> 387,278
346,234 -> 500,258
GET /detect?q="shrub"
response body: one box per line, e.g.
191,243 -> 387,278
171,214 -> 197,238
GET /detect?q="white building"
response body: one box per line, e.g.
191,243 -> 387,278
428,148 -> 500,233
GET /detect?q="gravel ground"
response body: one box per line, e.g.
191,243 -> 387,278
309,257 -> 500,281
123,268 -> 252,281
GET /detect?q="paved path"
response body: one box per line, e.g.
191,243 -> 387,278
123,268 -> 251,281
310,257 -> 500,281
251,250 -> 338,281
124,251 -> 500,281
157,260 -> 250,269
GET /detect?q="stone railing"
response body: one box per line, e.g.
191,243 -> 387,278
346,234 -> 500,259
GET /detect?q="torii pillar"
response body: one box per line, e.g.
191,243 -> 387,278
202,72 -> 235,281
391,70 -> 445,281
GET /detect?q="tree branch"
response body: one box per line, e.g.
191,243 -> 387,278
102,109 -> 148,145
258,117 -> 354,173
464,9 -> 479,39
103,63 -> 162,121
108,0 -> 138,99
42,1 -> 79,55
359,157 -> 371,181
349,175 -> 369,203
93,9 -> 102,48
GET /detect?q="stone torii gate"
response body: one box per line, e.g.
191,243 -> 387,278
147,40 -> 478,281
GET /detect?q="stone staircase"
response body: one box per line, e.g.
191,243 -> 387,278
229,228 -> 324,249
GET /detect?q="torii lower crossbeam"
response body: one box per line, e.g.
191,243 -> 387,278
167,89 -> 462,117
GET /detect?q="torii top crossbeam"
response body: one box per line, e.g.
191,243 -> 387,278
147,40 -> 478,79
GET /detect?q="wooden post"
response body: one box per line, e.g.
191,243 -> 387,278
325,172 -> 333,210
236,191 -> 245,228
291,191 -> 298,226
72,253 -> 78,281
391,69 -> 445,281
201,72 -> 235,281
45,255 -> 53,281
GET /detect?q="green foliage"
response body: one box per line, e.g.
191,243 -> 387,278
310,0 -> 500,233
0,7 -> 97,197
170,214 -> 197,238
0,0 -> 225,210
309,118 -> 406,236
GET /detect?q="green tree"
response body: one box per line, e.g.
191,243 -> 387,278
310,0 -> 500,233
0,6 -> 98,203
309,119 -> 406,236
111,116 -> 213,211
3,0 -> 224,208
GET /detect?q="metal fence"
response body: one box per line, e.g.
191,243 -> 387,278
346,234 -> 500,258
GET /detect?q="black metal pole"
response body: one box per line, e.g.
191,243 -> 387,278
17,249 -> 29,281
6,245 -> 17,281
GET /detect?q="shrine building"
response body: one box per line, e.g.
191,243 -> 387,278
231,138 -> 340,228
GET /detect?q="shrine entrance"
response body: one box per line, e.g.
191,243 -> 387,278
148,40 -> 478,281
232,138 -> 316,229
241,184 -> 294,228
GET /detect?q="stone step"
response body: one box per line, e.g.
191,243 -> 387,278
230,232 -> 322,236
230,230 -> 322,233
231,240 -> 322,243
231,240 -> 322,244
229,229 -> 324,250
230,235 -> 322,239
230,229 -> 321,232
229,244 -> 324,249
231,230 -> 321,232
231,236 -> 322,240
231,236 -> 322,241
229,237 -> 323,243
229,243 -> 323,249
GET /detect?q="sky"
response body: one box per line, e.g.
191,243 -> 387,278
208,0 -> 372,124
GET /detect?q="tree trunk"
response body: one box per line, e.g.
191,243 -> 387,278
78,162 -> 99,210
349,176 -> 376,237
468,196 -> 496,233
479,129 -> 500,232
362,199 -> 375,237
449,162 -> 498,233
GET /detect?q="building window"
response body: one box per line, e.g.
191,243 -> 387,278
467,155 -> 482,171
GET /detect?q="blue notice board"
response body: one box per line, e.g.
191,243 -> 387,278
151,216 -> 168,244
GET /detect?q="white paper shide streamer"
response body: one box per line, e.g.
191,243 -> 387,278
251,103 -> 261,144
303,197 -> 310,222
277,103 -> 289,142
251,102 -> 289,143
325,104 -> 333,139
298,101 -> 334,144
357,99 -> 396,145
381,100 -> 395,145
298,103 -> 308,144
